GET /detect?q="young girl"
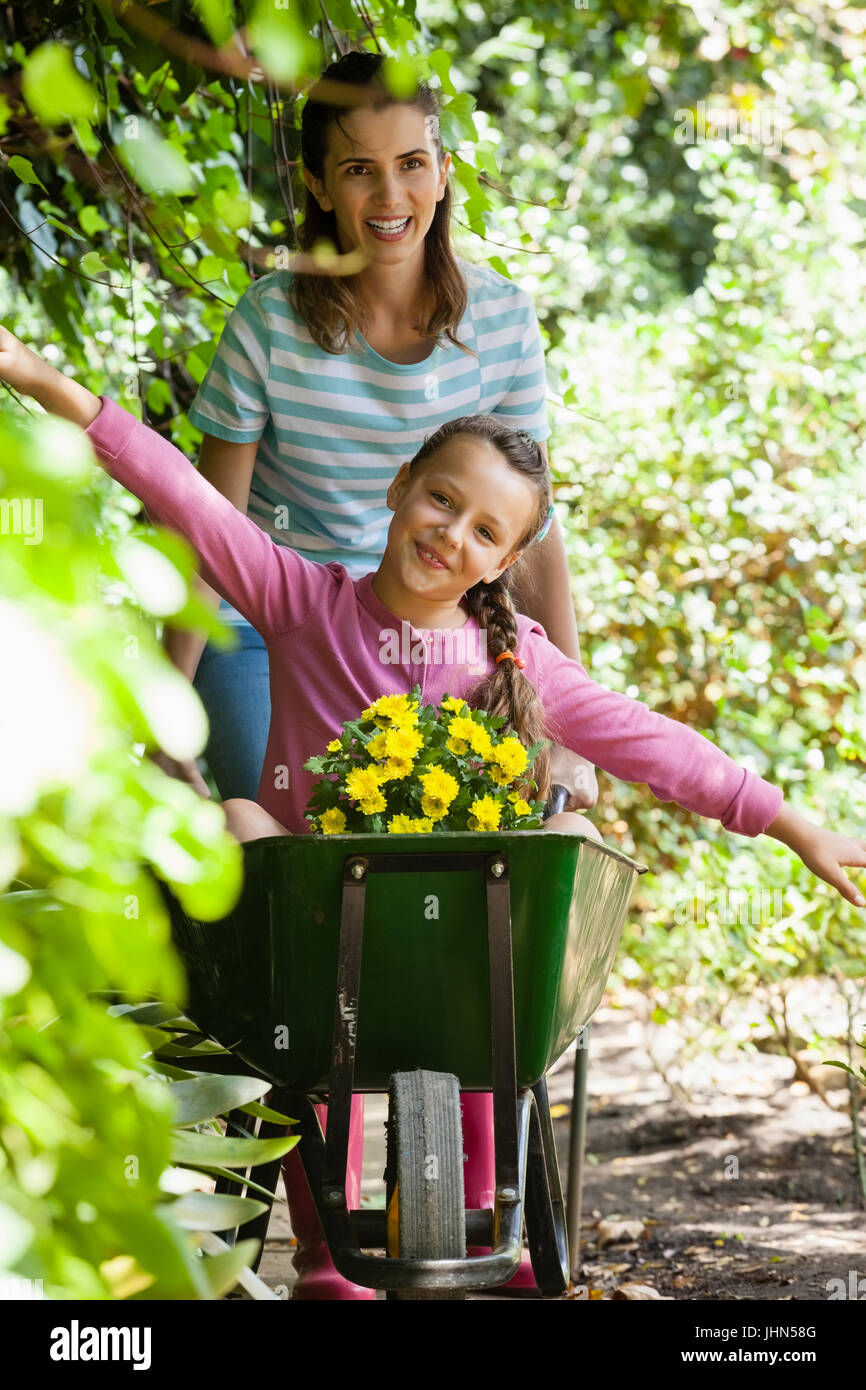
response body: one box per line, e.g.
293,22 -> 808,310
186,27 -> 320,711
4,327 -> 866,1305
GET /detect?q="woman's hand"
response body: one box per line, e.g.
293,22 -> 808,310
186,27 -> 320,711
549,744 -> 599,811
150,749 -> 212,800
767,801 -> 866,907
0,323 -> 48,397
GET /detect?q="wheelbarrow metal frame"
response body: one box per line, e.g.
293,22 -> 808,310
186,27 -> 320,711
285,847 -> 569,1294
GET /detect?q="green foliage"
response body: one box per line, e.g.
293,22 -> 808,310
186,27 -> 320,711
0,399 -> 261,1295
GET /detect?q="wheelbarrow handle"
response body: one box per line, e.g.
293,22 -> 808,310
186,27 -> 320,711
543,783 -> 569,819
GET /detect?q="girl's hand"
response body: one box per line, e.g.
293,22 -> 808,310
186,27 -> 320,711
791,825 -> 866,908
0,323 -> 48,397
0,323 -> 101,427
768,802 -> 866,907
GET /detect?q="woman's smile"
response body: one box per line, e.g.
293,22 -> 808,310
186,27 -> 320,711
365,215 -> 413,241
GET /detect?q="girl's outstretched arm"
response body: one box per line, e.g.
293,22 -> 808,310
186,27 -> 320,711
530,629 -> 866,907
0,326 -> 332,638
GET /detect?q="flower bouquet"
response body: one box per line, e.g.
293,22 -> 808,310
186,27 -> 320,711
303,686 -> 548,834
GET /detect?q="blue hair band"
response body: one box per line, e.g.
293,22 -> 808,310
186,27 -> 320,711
533,503 -> 555,545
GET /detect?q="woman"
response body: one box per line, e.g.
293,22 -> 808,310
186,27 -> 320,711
157,48 -> 597,1299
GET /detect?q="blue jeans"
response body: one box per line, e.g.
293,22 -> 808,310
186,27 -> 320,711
192,617 -> 271,802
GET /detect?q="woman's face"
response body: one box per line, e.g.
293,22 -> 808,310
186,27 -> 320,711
302,103 -> 451,263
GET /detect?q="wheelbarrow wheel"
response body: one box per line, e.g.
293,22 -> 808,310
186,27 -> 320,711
384,1070 -> 467,1300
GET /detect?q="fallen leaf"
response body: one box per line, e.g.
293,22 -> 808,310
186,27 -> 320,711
597,1219 -> 646,1249
609,1282 -> 670,1300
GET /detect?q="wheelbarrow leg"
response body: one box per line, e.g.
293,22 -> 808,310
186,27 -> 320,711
565,1024 -> 590,1280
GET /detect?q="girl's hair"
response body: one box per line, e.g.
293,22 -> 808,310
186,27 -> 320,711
407,415 -> 554,801
292,49 -> 475,359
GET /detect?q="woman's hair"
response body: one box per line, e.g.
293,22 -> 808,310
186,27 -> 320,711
292,49 -> 474,358
407,415 -> 554,801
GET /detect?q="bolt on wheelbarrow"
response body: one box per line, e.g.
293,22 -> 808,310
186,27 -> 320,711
158,805 -> 646,1298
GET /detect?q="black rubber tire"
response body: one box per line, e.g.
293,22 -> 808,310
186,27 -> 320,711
384,1070 -> 467,1300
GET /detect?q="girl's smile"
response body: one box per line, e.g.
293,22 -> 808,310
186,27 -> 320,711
414,539 -> 450,570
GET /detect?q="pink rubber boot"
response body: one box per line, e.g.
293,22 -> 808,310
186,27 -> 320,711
461,1090 -> 538,1291
283,1092 -> 377,1300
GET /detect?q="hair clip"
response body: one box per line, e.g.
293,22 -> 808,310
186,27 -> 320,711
533,503 -> 555,546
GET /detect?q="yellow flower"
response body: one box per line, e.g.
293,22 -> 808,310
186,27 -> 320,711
468,724 -> 494,759
390,707 -> 420,733
319,807 -> 347,834
358,790 -> 387,815
419,766 -> 459,821
388,814 -> 433,834
512,798 -> 531,817
441,695 -> 466,713
346,766 -> 384,803
488,765 -> 512,787
491,737 -> 528,779
361,692 -> 417,727
326,738 -> 342,753
468,795 -> 502,832
446,736 -> 469,756
384,726 -> 424,760
380,757 -> 413,781
447,715 -> 476,743
367,731 -> 389,761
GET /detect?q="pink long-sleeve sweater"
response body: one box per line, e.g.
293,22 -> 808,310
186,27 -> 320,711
85,396 -> 783,839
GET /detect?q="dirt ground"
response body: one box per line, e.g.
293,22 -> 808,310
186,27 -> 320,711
250,981 -> 866,1301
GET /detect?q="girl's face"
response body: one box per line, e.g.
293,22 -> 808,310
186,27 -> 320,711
383,438 -> 539,604
302,103 -> 450,262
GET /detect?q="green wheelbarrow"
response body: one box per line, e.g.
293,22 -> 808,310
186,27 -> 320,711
157,811 -> 646,1299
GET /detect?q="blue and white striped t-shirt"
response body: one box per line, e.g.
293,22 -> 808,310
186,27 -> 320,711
187,257 -> 551,623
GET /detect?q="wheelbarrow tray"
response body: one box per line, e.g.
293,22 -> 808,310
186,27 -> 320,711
162,830 -> 644,1092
